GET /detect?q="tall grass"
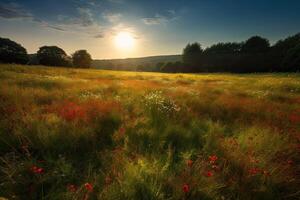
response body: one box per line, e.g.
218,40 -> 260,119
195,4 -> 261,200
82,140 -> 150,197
0,64 -> 299,199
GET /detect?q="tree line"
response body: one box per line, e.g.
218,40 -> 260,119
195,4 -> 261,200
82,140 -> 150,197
1,33 -> 300,72
0,37 -> 92,68
159,33 -> 300,73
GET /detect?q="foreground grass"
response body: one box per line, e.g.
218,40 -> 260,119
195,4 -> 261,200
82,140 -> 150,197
0,64 -> 299,200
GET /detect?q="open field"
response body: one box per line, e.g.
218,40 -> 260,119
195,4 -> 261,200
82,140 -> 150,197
0,64 -> 300,199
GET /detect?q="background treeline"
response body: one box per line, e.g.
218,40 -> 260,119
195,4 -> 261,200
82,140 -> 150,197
0,37 -> 92,68
162,34 -> 300,73
1,33 -> 300,72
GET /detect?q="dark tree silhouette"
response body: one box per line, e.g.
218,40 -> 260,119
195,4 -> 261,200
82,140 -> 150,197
0,37 -> 28,64
241,36 -> 270,54
204,42 -> 242,54
282,43 -> 300,72
37,46 -> 72,67
160,61 -> 183,73
72,50 -> 92,68
271,33 -> 300,71
182,43 -> 203,71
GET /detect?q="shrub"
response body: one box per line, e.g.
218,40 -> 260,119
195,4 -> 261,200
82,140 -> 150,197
0,37 -> 28,64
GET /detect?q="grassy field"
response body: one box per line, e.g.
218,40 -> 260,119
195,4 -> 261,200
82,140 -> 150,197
0,64 -> 300,200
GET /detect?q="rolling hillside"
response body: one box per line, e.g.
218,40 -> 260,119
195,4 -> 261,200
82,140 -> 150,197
92,55 -> 181,71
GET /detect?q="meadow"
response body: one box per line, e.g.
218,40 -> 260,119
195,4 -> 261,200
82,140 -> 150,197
0,64 -> 300,200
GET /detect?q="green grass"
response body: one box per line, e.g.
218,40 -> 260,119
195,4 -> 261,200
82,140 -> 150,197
0,64 -> 299,200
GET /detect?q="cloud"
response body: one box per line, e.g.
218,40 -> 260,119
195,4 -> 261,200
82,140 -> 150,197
107,0 -> 124,3
94,33 -> 104,38
103,12 -> 122,23
57,7 -> 94,27
142,10 -> 178,25
0,3 -> 32,19
0,3 -> 67,32
51,7 -> 107,38
0,2 -> 127,39
142,15 -> 166,25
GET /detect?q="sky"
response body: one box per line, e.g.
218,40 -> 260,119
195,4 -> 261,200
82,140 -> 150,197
0,0 -> 300,59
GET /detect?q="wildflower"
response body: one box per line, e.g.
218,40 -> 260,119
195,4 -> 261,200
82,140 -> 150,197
119,127 -> 126,136
30,165 -> 44,174
59,101 -> 86,121
208,155 -> 218,163
248,167 -> 260,175
287,160 -> 293,165
187,159 -> 193,167
290,113 -> 300,123
206,171 -> 213,177
67,184 -> 77,192
182,184 -> 190,193
84,182 -> 93,192
262,170 -> 271,176
211,164 -> 220,171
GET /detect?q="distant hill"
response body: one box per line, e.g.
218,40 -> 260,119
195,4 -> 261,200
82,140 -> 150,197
92,55 -> 182,71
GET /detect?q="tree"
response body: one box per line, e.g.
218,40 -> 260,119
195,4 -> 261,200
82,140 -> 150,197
72,50 -> 92,68
271,33 -> 300,71
241,36 -> 270,54
0,37 -> 28,64
182,43 -> 203,71
204,42 -> 242,54
37,46 -> 72,67
282,43 -> 300,72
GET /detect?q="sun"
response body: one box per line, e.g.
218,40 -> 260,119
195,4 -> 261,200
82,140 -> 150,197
114,32 -> 135,50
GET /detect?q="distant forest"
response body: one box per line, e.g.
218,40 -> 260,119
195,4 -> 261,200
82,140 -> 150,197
1,33 -> 300,73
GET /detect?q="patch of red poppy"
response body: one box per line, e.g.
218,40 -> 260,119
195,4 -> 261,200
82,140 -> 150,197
30,165 -> 44,174
287,160 -> 294,165
205,171 -> 213,177
84,182 -> 93,192
208,155 -> 218,164
59,101 -> 86,121
248,167 -> 260,175
119,127 -> 126,136
289,113 -> 300,123
187,159 -> 193,167
182,184 -> 190,193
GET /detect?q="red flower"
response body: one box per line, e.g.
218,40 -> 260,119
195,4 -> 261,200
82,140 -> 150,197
248,167 -> 260,175
84,182 -> 93,192
208,155 -> 218,163
287,160 -> 293,165
59,102 -> 86,121
119,127 -> 126,136
206,171 -> 213,177
30,165 -> 44,174
187,159 -> 193,167
182,184 -> 190,193
289,113 -> 300,123
67,184 -> 77,192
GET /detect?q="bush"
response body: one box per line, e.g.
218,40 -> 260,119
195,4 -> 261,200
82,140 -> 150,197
0,37 -> 28,64
37,46 -> 72,67
72,50 -> 92,68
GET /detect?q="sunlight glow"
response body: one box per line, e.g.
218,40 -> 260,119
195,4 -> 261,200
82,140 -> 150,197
114,32 -> 135,50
